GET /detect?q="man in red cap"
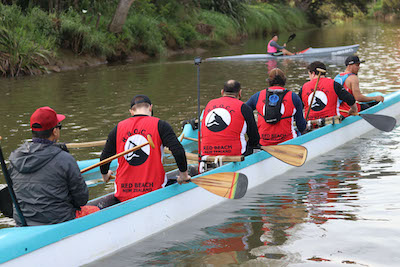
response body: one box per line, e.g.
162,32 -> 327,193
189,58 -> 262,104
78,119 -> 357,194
334,55 -> 384,117
9,107 -> 97,226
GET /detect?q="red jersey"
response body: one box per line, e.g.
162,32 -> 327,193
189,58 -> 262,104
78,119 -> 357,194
201,96 -> 247,156
256,87 -> 297,146
301,77 -> 340,120
115,116 -> 165,202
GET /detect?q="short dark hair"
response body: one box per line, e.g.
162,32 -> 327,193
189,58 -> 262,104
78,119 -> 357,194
307,61 -> 327,74
223,80 -> 241,93
32,129 -> 53,139
268,68 -> 286,86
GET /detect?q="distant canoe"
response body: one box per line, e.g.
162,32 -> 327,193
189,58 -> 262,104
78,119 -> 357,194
206,44 -> 359,61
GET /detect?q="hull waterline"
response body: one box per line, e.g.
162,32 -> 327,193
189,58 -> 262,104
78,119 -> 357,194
0,91 -> 399,266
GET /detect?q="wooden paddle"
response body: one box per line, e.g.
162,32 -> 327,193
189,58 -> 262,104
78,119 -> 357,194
179,134 -> 198,142
189,172 -> 248,199
260,145 -> 307,167
305,68 -> 326,121
80,135 -> 155,174
339,109 -> 396,132
66,140 -> 106,149
171,136 -> 307,167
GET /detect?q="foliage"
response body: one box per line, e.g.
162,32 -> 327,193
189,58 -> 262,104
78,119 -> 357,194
123,13 -> 165,55
0,0 -> 314,77
198,10 -> 239,41
59,8 -> 114,56
0,27 -> 51,77
197,0 -> 249,20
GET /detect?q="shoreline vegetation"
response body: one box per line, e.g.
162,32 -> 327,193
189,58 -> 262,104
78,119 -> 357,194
0,0 -> 398,78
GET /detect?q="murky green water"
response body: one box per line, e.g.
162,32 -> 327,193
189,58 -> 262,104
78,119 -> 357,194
1,21 -> 400,265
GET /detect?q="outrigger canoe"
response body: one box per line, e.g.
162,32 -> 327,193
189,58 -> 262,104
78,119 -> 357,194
206,44 -> 359,61
0,91 -> 399,266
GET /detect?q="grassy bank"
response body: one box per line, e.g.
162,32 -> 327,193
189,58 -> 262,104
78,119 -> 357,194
0,2 -> 310,77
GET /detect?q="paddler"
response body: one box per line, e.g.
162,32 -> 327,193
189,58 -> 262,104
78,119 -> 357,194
334,55 -> 384,117
246,68 -> 307,146
267,34 -> 294,56
100,95 -> 190,205
9,107 -> 99,226
299,61 -> 358,121
201,80 -> 259,156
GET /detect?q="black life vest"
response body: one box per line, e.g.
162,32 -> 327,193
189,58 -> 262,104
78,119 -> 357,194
264,89 -> 289,124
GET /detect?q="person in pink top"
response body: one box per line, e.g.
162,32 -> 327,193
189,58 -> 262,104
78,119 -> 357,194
267,34 -> 294,56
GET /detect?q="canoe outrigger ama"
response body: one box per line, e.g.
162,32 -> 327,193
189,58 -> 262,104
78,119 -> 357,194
205,44 -> 360,61
0,91 -> 399,266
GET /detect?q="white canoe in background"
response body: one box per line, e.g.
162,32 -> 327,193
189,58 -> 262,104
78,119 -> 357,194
0,91 -> 399,267
205,44 -> 359,61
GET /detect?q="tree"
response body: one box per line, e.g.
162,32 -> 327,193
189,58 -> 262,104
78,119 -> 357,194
108,0 -> 136,33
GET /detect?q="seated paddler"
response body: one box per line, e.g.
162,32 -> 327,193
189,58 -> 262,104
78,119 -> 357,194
299,61 -> 358,121
200,80 -> 259,157
334,55 -> 384,117
267,34 -> 294,56
9,107 -> 98,226
100,95 -> 190,205
246,68 -> 307,146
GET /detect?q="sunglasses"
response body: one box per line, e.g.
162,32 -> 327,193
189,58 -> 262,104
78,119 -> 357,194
55,123 -> 62,130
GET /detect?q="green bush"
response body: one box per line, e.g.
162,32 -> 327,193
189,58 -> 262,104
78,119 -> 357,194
124,14 -> 165,55
59,8 -> 114,56
0,27 -> 51,77
198,10 -> 239,41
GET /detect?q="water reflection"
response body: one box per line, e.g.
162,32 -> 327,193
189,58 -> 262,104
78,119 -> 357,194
88,124 -> 400,266
1,22 -> 400,260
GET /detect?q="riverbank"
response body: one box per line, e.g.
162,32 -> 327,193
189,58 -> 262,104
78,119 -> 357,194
0,2 -> 310,77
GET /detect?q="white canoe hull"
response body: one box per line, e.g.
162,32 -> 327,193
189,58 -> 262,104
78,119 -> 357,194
206,44 -> 359,61
1,91 -> 399,266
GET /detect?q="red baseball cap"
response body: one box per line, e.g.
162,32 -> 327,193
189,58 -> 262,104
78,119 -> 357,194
30,107 -> 66,131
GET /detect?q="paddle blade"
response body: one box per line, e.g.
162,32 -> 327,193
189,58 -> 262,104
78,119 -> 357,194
0,186 -> 13,218
261,144 -> 307,167
191,172 -> 248,199
287,33 -> 296,43
359,113 -> 397,132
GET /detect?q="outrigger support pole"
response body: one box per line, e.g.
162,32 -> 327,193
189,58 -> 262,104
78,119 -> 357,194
194,57 -> 202,171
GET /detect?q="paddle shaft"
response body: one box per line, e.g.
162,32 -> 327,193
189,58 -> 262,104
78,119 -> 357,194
80,135 -> 154,173
66,140 -> 106,149
305,68 -> 326,121
0,138 -> 27,225
195,57 -> 202,169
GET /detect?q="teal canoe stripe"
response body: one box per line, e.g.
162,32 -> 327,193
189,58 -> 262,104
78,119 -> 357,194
1,91 -> 399,264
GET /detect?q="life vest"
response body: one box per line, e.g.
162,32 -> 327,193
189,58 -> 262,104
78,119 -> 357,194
256,87 -> 297,146
267,40 -> 277,54
263,89 -> 289,124
334,72 -> 361,117
301,77 -> 340,120
201,96 -> 247,156
115,116 -> 166,202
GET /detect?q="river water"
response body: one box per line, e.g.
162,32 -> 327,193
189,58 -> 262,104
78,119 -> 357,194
1,21 -> 400,265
